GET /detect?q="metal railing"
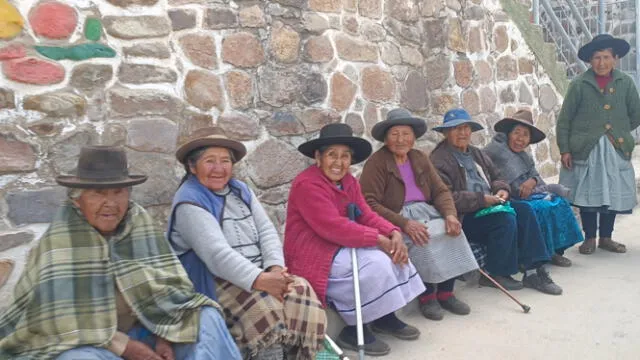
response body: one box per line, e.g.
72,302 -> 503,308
534,0 -> 639,86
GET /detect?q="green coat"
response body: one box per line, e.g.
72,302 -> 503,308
556,68 -> 640,160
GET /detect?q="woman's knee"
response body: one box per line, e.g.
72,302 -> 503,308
57,346 -> 118,360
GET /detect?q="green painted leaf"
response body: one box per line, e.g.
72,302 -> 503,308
84,18 -> 102,41
35,43 -> 116,61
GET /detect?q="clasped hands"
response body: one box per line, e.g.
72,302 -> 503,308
253,265 -> 294,302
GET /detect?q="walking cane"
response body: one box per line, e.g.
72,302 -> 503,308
324,335 -> 351,360
347,203 -> 365,360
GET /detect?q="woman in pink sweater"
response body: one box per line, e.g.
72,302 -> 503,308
284,123 -> 425,356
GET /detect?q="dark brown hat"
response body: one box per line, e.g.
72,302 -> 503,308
371,108 -> 428,142
494,109 -> 546,144
56,146 -> 147,188
298,123 -> 372,164
176,127 -> 247,164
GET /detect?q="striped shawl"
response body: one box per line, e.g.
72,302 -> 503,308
0,201 -> 218,360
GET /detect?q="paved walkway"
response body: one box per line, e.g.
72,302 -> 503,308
340,211 -> 640,360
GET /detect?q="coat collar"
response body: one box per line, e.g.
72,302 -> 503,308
381,146 -> 425,180
306,165 -> 356,193
580,68 -> 626,92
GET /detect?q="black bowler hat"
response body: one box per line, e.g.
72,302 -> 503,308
298,123 -> 372,164
578,34 -> 630,62
56,146 -> 147,188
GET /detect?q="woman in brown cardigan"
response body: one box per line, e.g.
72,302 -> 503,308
360,108 -> 478,321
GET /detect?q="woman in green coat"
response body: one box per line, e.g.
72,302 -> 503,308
557,34 -> 640,255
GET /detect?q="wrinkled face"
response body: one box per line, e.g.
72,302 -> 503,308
384,125 -> 415,158
508,124 -> 531,153
444,124 -> 472,151
73,188 -> 130,236
315,144 -> 352,184
190,147 -> 233,192
590,49 -> 617,76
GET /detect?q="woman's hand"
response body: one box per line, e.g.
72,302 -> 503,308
155,338 -> 175,360
122,340 -> 163,360
444,215 -> 462,236
483,194 -> 504,207
561,153 -> 572,169
495,189 -> 510,201
402,220 -> 429,246
519,178 -> 537,199
389,231 -> 409,265
253,271 -> 294,302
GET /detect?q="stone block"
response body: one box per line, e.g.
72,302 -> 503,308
108,87 -> 184,119
0,134 -> 36,174
361,21 -> 385,42
518,58 -> 534,74
127,151 -> 179,207
70,64 -> 113,93
300,72 -> 328,105
334,34 -> 378,62
454,60 -> 473,88
432,93 -> 457,115
479,87 -> 497,113
462,89 -> 480,115
204,7 -> 238,29
359,0 -> 382,19
467,26 -> 485,53
0,43 -> 26,60
263,111 -> 305,136
106,0 -> 158,6
184,70 -> 224,111
179,34 -> 217,70
118,64 -> 177,84
225,71 -> 254,110
387,0 -> 420,22
302,12 -> 329,34
257,67 -> 299,107
6,187 -> 66,225
169,9 -> 197,31
309,0 -> 342,12
304,35 -> 334,63
222,32 -> 265,68
29,1 -> 77,39
123,42 -> 170,59
240,5 -> 266,28
302,108 -> 341,132
23,91 -> 87,117
539,84 -> 558,111
361,66 -> 395,102
424,19 -> 445,51
2,58 -> 65,85
496,55 -> 517,81
475,59 -> 493,84
270,22 -> 301,63
331,72 -> 357,112
494,25 -> 509,53
345,113 -> 365,136
104,16 -> 171,39
127,118 -> 178,153
0,230 -> 33,252
0,88 -> 15,109
447,18 -> 465,53
519,82 -> 533,105
247,139 -> 308,188
380,42 -> 402,66
50,130 -> 96,174
400,46 -> 423,67
425,55 -> 450,90
401,70 -> 429,111
218,112 -> 260,141
500,86 -> 516,103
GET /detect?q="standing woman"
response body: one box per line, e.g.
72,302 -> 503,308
360,108 -> 478,321
557,34 -> 640,254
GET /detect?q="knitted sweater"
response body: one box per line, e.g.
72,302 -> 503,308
556,68 -> 640,160
283,166 -> 399,305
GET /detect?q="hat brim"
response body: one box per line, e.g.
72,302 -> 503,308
176,138 -> 247,164
298,136 -> 372,164
432,119 -> 484,133
578,37 -> 630,62
371,117 -> 428,142
55,175 -> 148,189
494,118 -> 546,144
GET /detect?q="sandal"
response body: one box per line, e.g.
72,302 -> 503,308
598,237 -> 627,253
579,238 -> 596,255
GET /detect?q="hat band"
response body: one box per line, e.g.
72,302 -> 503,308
76,168 -> 130,181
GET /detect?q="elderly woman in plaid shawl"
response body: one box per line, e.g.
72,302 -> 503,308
0,146 -> 242,360
167,127 -> 326,360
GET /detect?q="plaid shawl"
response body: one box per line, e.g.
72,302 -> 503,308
0,201 -> 218,360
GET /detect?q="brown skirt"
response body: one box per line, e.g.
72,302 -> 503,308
215,276 -> 327,360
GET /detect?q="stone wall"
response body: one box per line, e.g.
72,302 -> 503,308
0,0 -> 564,305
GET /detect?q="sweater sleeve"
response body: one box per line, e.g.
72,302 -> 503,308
290,180 -> 380,248
360,157 -> 409,229
249,190 -> 285,270
626,78 -> 640,131
557,80 -> 580,154
173,204 -> 263,292
352,180 -> 400,236
433,161 -> 486,214
424,158 -> 457,218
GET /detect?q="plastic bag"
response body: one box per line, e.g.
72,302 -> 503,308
474,201 -> 516,218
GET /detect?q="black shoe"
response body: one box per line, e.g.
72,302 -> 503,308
523,267 -> 563,295
479,274 -> 524,290
438,296 -> 471,315
336,327 -> 390,356
419,298 -> 444,320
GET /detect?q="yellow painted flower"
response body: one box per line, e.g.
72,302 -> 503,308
0,0 -> 24,39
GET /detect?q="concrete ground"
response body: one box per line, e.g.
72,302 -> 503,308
334,211 -> 640,360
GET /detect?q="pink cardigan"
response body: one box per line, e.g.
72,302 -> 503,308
284,166 -> 399,305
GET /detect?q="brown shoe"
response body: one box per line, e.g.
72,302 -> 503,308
551,254 -> 572,267
579,238 -> 596,255
598,237 -> 627,253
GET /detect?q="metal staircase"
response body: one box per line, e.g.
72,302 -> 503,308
533,0 -> 639,85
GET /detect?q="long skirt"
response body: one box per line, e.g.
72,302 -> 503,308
401,202 -> 479,283
560,136 -> 637,213
326,247 -> 425,326
56,307 -> 242,360
525,195 -> 584,253
215,277 -> 326,360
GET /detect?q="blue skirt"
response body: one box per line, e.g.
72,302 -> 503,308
524,195 -> 584,253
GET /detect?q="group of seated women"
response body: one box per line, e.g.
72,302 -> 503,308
0,106 -> 586,359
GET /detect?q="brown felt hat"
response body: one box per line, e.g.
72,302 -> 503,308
371,108 -> 428,142
176,127 -> 247,164
56,146 -> 147,188
494,110 -> 546,144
